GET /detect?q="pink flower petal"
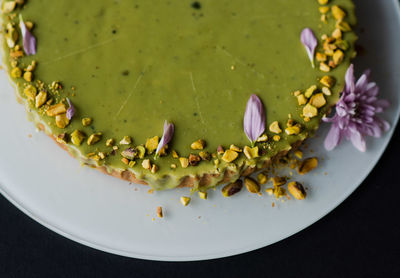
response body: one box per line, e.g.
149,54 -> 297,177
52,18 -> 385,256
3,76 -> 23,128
349,130 -> 366,152
243,94 -> 266,144
300,28 -> 318,68
324,124 -> 341,151
156,120 -> 174,156
19,15 -> 37,56
345,64 -> 355,94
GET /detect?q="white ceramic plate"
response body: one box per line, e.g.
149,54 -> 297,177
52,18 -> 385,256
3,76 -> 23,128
1,0 -> 399,261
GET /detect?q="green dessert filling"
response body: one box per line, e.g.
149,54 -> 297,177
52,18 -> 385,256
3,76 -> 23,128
1,0 -> 357,190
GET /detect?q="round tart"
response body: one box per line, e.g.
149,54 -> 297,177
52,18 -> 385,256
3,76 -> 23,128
1,0 -> 357,190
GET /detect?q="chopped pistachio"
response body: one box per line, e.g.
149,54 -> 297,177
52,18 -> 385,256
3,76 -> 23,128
304,85 -> 317,98
285,125 -> 301,135
127,160 -> 135,167
272,176 -> 287,187
273,135 -> 281,142
170,163 -> 177,169
188,154 -> 201,166
151,164 -> 158,173
243,146 -> 259,159
71,130 -> 86,146
35,91 -> 47,108
135,145 -> 146,159
310,93 -> 327,108
332,28 -> 342,39
257,172 -> 268,184
87,133 -> 102,145
230,144 -> 242,152
56,133 -> 68,144
320,75 -> 336,88
180,196 -> 191,206
121,158 -> 129,165
297,94 -> 308,105
198,191 -> 208,200
303,104 -> 318,118
2,1 -> 16,13
23,71 -> 33,82
332,5 -> 346,21
288,181 -> 307,200
298,157 -> 319,175
156,206 -> 163,218
221,150 -> 238,163
10,67 -> 22,78
244,177 -> 260,194
55,113 -> 70,129
145,136 -> 159,154
294,150 -> 303,159
106,138 -> 115,147
318,0 -> 329,4
119,136 -> 132,145
82,117 -> 92,126
269,121 -> 282,134
257,134 -> 268,142
273,187 -> 287,199
142,159 -> 151,170
46,103 -> 67,117
316,52 -> 327,62
99,152 -> 106,160
265,188 -> 274,196
293,90 -> 301,97
171,150 -> 179,159
191,139 -> 206,150
199,151 -> 211,161
336,21 -> 352,32
319,6 -> 330,14
321,87 -> 331,96
24,85 -> 37,101
214,159 -> 220,167
333,49 -> 345,65
221,180 -> 243,197
121,148 -> 137,160
179,157 -> 189,168
319,62 -> 331,72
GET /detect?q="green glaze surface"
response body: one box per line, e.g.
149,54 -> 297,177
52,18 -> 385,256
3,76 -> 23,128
1,0 -> 357,190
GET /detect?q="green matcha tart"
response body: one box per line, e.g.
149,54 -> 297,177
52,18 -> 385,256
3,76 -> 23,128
1,0 -> 357,190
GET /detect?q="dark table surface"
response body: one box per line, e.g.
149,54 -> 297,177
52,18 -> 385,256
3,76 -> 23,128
1,125 -> 399,277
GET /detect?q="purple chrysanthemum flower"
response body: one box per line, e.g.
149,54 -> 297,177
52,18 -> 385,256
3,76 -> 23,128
323,64 -> 390,152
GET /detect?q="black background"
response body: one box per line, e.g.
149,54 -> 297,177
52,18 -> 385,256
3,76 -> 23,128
1,127 -> 399,277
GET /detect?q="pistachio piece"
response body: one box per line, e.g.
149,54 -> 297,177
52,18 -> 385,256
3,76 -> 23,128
230,145 -> 242,152
55,113 -> 70,129
128,160 -> 136,168
273,186 -> 287,199
191,139 -> 206,150
332,28 -> 342,40
303,104 -> 318,118
319,62 -> 331,72
304,85 -> 317,98
188,154 -> 201,166
257,172 -> 268,184
319,6 -> 330,14
320,76 -> 336,88
316,52 -> 327,62
336,21 -> 352,32
269,121 -> 282,134
294,150 -> 303,159
243,146 -> 259,159
199,151 -> 211,161
332,5 -> 346,20
180,196 -> 191,206
82,117 -> 92,126
298,157 -> 319,175
156,206 -> 163,218
121,148 -> 137,160
56,133 -> 68,144
145,136 -> 159,154
318,0 -> 329,4
106,138 -> 115,147
297,94 -> 308,105
151,164 -> 158,173
310,93 -> 327,108
135,145 -> 146,159
121,158 -> 129,165
23,71 -> 33,82
119,136 -> 132,145
179,157 -> 189,168
142,159 -> 151,170
221,180 -> 243,197
47,103 -> 67,117
273,135 -> 281,142
322,87 -> 332,96
257,134 -> 268,142
244,177 -> 260,194
71,130 -> 86,146
333,49 -> 345,65
288,181 -> 307,200
87,133 -> 102,145
2,1 -> 16,13
285,125 -> 301,135
221,150 -> 238,163
24,85 -> 37,101
35,91 -> 47,108
170,163 -> 177,169
198,191 -> 208,200
272,176 -> 287,187
10,67 -> 22,78
172,150 -> 179,158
